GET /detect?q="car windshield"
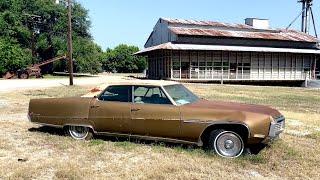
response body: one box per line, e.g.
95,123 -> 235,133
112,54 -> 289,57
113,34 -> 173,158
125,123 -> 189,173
163,84 -> 200,105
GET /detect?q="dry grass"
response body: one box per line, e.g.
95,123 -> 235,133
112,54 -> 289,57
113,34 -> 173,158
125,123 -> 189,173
0,83 -> 319,179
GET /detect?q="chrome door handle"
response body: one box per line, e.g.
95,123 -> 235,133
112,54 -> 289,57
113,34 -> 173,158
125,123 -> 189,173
131,108 -> 141,112
90,105 -> 100,108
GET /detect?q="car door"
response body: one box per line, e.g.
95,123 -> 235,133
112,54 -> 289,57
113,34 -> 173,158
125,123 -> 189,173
131,85 -> 181,138
89,85 -> 132,134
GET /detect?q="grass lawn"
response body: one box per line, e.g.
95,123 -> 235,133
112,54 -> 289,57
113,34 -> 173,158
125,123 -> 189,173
0,84 -> 319,179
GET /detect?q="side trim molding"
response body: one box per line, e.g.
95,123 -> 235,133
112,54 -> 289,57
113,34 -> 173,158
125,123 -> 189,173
96,131 -> 199,146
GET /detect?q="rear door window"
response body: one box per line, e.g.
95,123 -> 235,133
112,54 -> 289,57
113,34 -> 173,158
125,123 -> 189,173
99,85 -> 132,102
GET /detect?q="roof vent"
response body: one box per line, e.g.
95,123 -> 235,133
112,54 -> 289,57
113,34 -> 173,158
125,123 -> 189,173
245,18 -> 269,29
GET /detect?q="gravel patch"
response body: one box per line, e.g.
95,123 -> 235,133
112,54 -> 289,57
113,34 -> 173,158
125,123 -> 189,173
285,129 -> 311,137
287,119 -> 304,127
0,113 -> 27,121
0,100 -> 8,108
247,170 -> 264,178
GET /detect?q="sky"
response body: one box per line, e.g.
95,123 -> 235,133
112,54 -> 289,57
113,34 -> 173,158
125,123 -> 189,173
76,0 -> 320,50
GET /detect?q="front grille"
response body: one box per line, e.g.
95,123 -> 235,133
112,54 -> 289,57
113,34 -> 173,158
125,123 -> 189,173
269,115 -> 285,138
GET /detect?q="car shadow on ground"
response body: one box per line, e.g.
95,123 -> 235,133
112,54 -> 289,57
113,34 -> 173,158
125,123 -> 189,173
28,126 -> 204,151
29,126 -> 66,136
28,125 -> 266,155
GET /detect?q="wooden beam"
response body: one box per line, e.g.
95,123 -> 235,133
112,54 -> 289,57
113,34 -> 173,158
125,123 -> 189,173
228,51 -> 230,79
197,51 -> 200,79
170,50 -> 173,79
263,53 -> 266,80
236,52 -> 238,79
284,53 -> 287,80
210,51 -> 214,80
295,54 -> 298,80
179,51 -> 181,80
278,53 -> 280,80
189,51 -> 191,80
221,51 -> 224,84
312,55 -> 317,79
250,52 -> 253,80
271,53 -> 273,80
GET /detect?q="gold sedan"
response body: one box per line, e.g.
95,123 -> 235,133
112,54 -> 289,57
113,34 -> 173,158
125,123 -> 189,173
28,81 -> 285,158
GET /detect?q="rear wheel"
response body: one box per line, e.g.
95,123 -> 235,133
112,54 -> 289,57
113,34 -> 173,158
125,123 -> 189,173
208,130 -> 244,158
66,126 -> 93,140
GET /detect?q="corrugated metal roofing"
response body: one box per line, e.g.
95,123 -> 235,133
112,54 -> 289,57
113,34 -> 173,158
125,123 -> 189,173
170,27 -> 318,43
135,42 -> 320,55
161,18 -> 318,43
162,18 -> 255,30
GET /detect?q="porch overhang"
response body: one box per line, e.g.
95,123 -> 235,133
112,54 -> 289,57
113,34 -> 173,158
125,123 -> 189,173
135,42 -> 320,55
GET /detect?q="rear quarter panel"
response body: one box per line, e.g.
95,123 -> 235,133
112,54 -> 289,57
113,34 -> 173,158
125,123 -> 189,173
29,97 -> 93,127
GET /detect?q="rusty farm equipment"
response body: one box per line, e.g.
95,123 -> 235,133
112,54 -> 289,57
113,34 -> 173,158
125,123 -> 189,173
3,55 -> 67,79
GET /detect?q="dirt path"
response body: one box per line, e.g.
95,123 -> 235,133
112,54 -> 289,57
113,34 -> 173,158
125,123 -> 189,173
0,75 -> 129,92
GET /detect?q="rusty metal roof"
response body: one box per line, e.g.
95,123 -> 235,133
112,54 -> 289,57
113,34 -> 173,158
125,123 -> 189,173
170,27 -> 318,43
162,18 -> 255,30
135,42 -> 320,55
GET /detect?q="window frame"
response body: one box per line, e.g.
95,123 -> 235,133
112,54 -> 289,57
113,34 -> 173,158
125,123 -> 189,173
132,85 -> 174,105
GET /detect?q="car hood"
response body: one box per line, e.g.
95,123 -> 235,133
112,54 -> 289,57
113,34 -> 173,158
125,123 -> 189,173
185,99 -> 281,118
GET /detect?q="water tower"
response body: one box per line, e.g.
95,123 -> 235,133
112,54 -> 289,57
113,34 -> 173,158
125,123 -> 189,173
299,0 -> 316,34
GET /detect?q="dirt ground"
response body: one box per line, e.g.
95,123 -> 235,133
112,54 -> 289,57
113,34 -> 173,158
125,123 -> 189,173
0,73 -> 140,92
0,77 -> 319,179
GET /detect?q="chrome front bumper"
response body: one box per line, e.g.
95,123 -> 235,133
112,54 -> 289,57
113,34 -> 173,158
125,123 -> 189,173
268,115 -> 285,139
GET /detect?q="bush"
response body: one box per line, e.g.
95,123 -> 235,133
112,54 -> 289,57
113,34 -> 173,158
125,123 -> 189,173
102,44 -> 146,73
0,38 -> 32,74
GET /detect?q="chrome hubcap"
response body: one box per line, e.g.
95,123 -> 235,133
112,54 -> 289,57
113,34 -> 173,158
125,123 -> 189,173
214,131 -> 244,158
224,139 -> 234,149
69,126 -> 89,140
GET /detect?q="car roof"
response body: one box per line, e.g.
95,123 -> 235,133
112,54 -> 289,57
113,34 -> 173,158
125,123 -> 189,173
107,79 -> 180,86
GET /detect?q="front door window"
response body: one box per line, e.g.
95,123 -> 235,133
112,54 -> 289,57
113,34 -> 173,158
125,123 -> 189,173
133,86 -> 171,105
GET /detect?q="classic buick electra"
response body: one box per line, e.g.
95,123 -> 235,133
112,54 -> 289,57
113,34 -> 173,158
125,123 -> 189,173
28,81 -> 285,158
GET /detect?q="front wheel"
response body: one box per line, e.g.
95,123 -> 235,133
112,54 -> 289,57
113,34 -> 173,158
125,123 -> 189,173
66,126 -> 93,140
208,130 -> 244,158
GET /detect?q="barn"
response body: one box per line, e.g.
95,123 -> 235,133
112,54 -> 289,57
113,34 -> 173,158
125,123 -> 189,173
136,18 -> 320,82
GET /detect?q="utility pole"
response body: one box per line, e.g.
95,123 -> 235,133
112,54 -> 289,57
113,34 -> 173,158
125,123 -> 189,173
67,0 -> 74,85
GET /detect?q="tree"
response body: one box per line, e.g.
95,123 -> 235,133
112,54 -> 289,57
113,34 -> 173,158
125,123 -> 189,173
102,44 -> 146,73
0,38 -> 32,74
0,0 -> 103,75
72,37 -> 103,74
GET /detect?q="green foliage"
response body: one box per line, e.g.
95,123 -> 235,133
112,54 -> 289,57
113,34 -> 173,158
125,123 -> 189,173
0,38 -> 32,74
102,44 -> 146,73
0,0 -> 103,75
73,37 -> 103,74
0,0 -> 145,75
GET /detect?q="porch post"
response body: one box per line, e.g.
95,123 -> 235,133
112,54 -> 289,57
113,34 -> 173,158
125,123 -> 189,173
170,50 -> 173,79
221,51 -> 224,84
179,51 -> 182,80
313,55 -> 317,79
